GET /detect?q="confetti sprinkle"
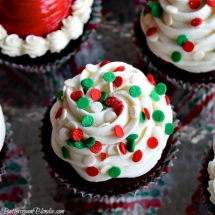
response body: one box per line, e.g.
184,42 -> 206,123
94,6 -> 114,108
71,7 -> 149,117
146,27 -> 157,37
165,123 -> 174,135
55,107 -> 63,119
150,90 -> 160,102
151,3 -> 163,17
171,51 -> 182,62
147,137 -> 159,149
99,60 -> 110,67
126,139 -> 136,152
91,102 -> 103,112
101,153 -> 107,161
99,91 -> 108,102
72,128 -> 84,142
191,18 -> 203,27
103,72 -> 116,82
154,83 -> 167,95
84,155 -> 96,166
104,96 -> 119,107
152,110 -> 165,122
55,90 -> 63,100
85,137 -> 96,148
78,66 -> 86,73
165,95 -> 170,105
90,141 -> 102,154
87,166 -> 99,177
132,150 -> 143,162
82,115 -> 94,127
126,134 -> 138,140
108,166 -> 121,178
206,0 -> 215,7
67,138 -> 75,147
74,141 -> 84,149
129,85 -> 142,98
81,78 -> 94,89
140,111 -> 146,123
183,41 -> 194,52
62,146 -> 70,158
90,88 -> 102,101
147,74 -> 156,85
114,66 -> 125,72
114,125 -> 124,137
143,108 -> 150,120
114,102 -> 124,116
119,142 -> 127,155
189,0 -> 201,9
70,90 -> 83,101
113,76 -> 123,87
177,35 -> 189,46
77,97 -> 90,109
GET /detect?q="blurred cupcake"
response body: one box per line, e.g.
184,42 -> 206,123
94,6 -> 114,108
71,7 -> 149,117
41,61 -> 180,198
0,0 -> 102,72
134,0 -> 215,89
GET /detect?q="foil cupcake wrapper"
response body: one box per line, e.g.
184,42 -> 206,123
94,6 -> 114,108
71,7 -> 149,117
0,0 -> 102,73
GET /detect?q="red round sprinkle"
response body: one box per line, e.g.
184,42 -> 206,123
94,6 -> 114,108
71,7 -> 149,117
191,18 -> 203,27
90,88 -> 102,101
143,108 -> 150,120
72,128 -> 84,141
78,66 -> 86,73
113,76 -> 123,88
132,150 -> 143,162
146,74 -> 156,85
114,102 -> 124,116
101,153 -> 106,161
55,107 -> 63,119
99,60 -> 111,67
145,5 -> 151,13
87,166 -> 99,177
104,96 -> 119,107
189,0 -> 201,9
206,0 -> 215,7
114,125 -> 124,138
119,142 -> 127,155
114,66 -> 125,72
182,41 -> 194,52
146,27 -> 157,37
165,95 -> 170,105
70,90 -> 83,101
90,141 -> 102,154
147,137 -> 159,149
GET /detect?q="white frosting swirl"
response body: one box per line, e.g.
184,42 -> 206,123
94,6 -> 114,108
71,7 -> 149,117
0,0 -> 94,58
0,105 -> 5,152
50,61 -> 173,182
140,0 -> 215,73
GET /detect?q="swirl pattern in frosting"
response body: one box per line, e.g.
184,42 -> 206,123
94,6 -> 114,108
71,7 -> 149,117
50,61 -> 174,182
0,0 -> 94,58
140,0 -> 215,73
0,105 -> 5,151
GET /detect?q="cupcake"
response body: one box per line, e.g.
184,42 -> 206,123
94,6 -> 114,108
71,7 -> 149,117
134,0 -> 215,88
41,61 -> 180,198
0,0 -> 102,72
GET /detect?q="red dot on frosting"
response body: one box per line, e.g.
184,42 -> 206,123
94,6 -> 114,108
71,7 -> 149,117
104,96 -> 119,108
132,150 -> 143,163
114,66 -> 125,72
72,128 -> 84,141
143,108 -> 150,120
113,76 -> 123,87
188,0 -> 201,9
114,125 -> 124,138
191,18 -> 203,27
119,142 -> 127,155
146,74 -> 156,85
87,166 -> 99,177
78,66 -> 86,73
70,90 -> 83,101
206,0 -> 215,7
146,27 -> 157,37
165,95 -> 170,105
55,107 -> 63,119
147,137 -> 159,149
100,153 -> 106,161
90,141 -> 102,154
182,41 -> 194,52
90,88 -> 102,101
114,102 -> 124,116
99,60 -> 111,67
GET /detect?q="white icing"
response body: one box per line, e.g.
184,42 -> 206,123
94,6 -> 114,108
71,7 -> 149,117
140,0 -> 215,73
50,62 -> 173,182
0,0 -> 94,58
0,106 -> 5,151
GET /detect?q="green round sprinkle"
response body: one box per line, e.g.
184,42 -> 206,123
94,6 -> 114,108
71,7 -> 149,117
150,189 -> 160,197
140,111 -> 145,123
148,2 -> 159,8
108,166 -> 121,178
7,162 -> 21,172
150,90 -> 160,102
55,90 -> 63,99
102,103 -> 108,110
85,137 -> 96,147
171,51 -> 182,63
151,4 -> 163,17
126,134 -> 138,140
177,35 -> 188,46
82,115 -> 94,127
99,91 -> 108,102
77,97 -> 90,109
74,141 -> 84,149
5,202 -> 15,210
129,85 -> 142,98
152,110 -> 165,122
154,83 -> 167,95
103,72 -> 116,82
126,139 -> 136,152
67,138 -> 75,147
62,146 -> 70,159
165,123 -> 174,135
81,78 -> 94,89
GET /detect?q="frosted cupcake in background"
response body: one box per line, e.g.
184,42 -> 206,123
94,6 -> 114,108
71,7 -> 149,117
0,0 -> 102,72
41,61 -> 180,198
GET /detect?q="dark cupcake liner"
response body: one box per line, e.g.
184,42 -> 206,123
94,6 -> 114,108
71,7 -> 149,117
40,100 -> 180,199
0,0 -> 102,73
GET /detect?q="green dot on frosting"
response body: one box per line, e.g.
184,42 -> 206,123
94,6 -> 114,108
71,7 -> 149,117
85,137 -> 96,147
147,1 -> 159,8
154,83 -> 167,95
108,166 -> 121,178
126,139 -> 136,152
74,141 -> 84,149
55,90 -> 63,99
81,78 -> 94,89
82,115 -> 94,127
171,51 -> 182,63
177,35 -> 189,46
103,72 -> 116,82
77,97 -> 90,109
67,139 -> 75,147
140,111 -> 145,123
165,123 -> 174,135
129,85 -> 142,98
150,90 -> 160,101
99,91 -> 108,102
126,134 -> 138,140
151,4 -> 163,17
62,146 -> 70,159
152,110 -> 165,122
